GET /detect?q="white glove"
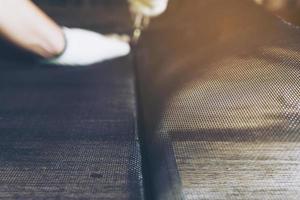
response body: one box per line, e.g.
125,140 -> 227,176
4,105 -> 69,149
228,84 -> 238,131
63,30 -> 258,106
129,0 -> 169,17
47,27 -> 131,66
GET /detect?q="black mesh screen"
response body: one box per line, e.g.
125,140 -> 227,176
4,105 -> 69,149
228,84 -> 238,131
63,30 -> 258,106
0,2 -> 143,200
1,0 -> 300,199
136,0 -> 300,199
0,60 -> 144,200
34,0 -> 131,34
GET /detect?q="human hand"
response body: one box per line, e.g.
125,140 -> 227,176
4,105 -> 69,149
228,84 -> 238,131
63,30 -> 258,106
128,0 -> 169,17
47,27 -> 130,66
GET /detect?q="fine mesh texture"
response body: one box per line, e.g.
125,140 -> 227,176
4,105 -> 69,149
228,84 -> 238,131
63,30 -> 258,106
34,0 -> 131,34
0,2 -> 143,199
136,0 -> 300,199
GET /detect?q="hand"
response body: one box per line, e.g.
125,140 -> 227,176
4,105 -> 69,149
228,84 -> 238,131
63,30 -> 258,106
47,27 -> 131,66
128,0 -> 169,17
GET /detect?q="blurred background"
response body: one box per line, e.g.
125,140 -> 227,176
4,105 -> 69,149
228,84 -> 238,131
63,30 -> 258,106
34,0 -> 300,27
255,0 -> 300,25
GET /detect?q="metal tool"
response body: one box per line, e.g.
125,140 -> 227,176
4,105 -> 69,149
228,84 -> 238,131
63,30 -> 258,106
131,13 -> 150,44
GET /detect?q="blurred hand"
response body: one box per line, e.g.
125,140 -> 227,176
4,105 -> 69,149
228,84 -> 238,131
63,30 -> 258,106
47,27 -> 130,66
128,0 -> 169,17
